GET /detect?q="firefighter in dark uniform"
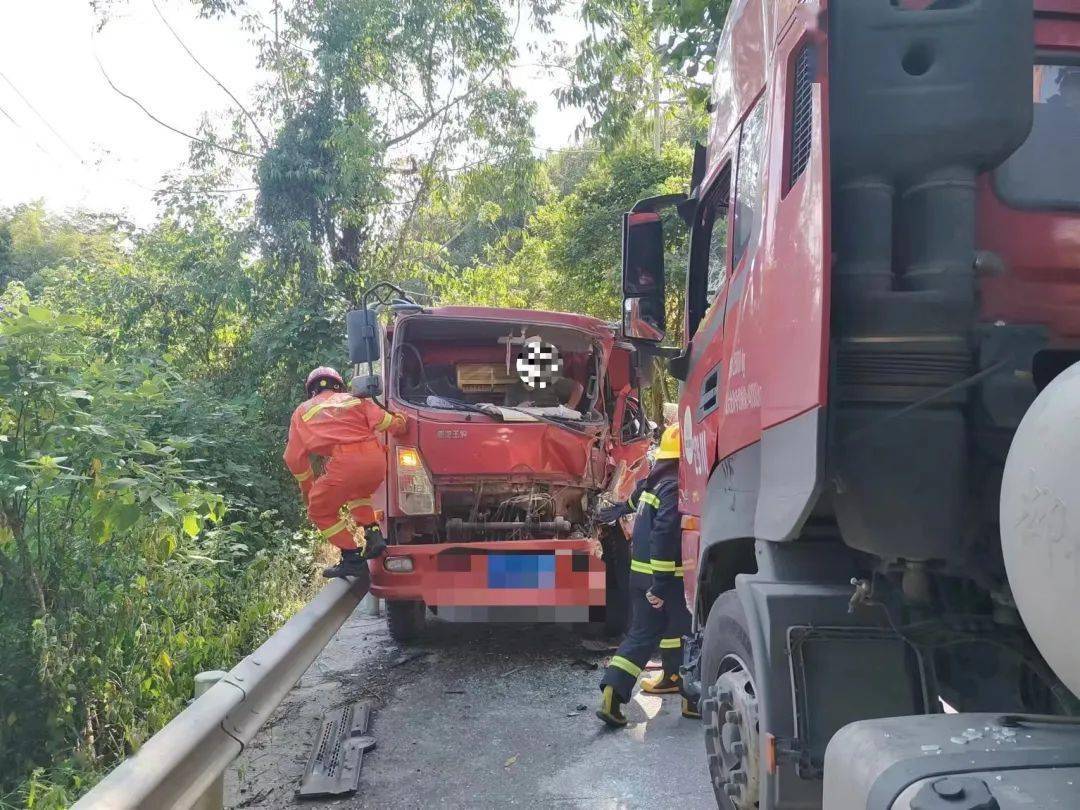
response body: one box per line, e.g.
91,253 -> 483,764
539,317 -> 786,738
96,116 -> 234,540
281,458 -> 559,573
596,425 -> 699,726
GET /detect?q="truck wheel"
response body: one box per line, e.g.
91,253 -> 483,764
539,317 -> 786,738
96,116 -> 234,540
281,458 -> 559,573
700,590 -> 760,810
387,599 -> 426,643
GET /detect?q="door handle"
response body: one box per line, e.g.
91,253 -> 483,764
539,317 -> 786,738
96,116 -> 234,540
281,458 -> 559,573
698,364 -> 721,418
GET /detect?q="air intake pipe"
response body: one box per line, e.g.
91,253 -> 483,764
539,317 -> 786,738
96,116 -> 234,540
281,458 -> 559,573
826,0 -> 1033,563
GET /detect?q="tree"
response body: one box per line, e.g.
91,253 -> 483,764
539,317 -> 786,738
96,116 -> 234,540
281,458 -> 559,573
444,134 -> 691,334
251,0 -> 543,305
557,0 -> 727,143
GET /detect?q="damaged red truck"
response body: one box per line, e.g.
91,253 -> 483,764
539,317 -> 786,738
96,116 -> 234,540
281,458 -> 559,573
345,292 -> 652,641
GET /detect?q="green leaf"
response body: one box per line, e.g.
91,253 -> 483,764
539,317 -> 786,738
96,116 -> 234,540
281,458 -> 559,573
151,494 -> 177,519
112,502 -> 142,533
182,513 -> 200,538
60,389 -> 93,401
27,306 -> 55,323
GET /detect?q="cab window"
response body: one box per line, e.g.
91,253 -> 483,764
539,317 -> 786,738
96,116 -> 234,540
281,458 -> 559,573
621,396 -> 648,442
732,96 -> 767,269
686,166 -> 732,339
994,61 -> 1080,211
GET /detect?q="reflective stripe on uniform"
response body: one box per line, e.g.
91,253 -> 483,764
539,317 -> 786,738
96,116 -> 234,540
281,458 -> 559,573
293,468 -> 313,482
676,566 -> 684,579
626,493 -> 637,509
302,396 -> 364,422
630,559 -> 653,575
343,497 -> 373,511
650,558 -> 677,573
320,519 -> 348,539
373,411 -> 394,432
609,655 -> 642,678
638,491 -> 661,509
659,637 -> 682,649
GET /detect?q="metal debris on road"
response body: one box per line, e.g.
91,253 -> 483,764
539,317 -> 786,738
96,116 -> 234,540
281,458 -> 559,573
580,638 -> 617,652
297,703 -> 376,799
390,651 -> 426,667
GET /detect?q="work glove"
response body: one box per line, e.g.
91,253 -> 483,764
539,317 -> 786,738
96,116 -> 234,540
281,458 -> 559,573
597,502 -> 631,525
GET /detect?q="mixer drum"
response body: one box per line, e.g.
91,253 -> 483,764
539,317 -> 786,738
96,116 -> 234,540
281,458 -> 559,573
1000,361 -> 1080,699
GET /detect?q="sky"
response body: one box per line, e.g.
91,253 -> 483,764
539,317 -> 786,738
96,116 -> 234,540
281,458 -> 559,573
0,0 -> 582,225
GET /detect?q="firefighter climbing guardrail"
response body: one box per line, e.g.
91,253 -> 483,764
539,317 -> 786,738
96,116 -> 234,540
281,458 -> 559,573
72,573 -> 371,810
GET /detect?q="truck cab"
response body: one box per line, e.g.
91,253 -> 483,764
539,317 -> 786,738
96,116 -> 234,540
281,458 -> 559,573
619,1 -> 1080,807
357,304 -> 650,641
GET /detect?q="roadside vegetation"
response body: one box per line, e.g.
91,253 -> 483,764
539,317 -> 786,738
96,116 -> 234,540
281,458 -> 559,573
1,0 -> 727,804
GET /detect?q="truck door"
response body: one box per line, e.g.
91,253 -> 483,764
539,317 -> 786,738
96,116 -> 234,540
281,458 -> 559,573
677,164 -> 735,512
605,344 -> 651,500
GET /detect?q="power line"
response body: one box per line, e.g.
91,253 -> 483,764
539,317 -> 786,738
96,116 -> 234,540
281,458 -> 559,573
94,53 -> 262,162
0,99 -> 61,161
0,67 -> 86,163
150,0 -> 269,147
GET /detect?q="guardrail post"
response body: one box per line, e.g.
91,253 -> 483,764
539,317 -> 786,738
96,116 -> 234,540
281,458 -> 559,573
360,591 -> 381,617
190,671 -> 228,810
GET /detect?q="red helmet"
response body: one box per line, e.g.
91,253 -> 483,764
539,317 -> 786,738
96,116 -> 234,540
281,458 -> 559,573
305,366 -> 344,396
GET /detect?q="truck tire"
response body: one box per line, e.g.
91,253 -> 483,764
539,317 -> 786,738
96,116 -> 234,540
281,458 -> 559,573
386,599 -> 426,643
700,590 -> 760,810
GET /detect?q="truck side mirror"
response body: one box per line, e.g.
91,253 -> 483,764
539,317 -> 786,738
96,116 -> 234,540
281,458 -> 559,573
347,308 -> 382,365
351,374 -> 383,398
621,211 -> 666,343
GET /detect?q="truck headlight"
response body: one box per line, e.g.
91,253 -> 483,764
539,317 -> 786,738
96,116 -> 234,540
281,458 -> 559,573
384,556 -> 414,573
396,446 -> 434,514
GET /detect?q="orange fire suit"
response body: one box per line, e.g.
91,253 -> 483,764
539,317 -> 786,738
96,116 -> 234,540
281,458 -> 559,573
283,391 -> 408,550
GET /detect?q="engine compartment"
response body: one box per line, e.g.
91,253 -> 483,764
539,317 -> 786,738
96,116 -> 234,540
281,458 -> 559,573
392,480 -> 595,544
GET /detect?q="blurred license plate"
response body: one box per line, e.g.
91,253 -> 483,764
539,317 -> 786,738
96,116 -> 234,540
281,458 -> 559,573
487,553 -> 556,589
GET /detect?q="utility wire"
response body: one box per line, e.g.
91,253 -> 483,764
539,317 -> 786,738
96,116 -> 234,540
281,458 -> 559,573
94,53 -> 262,161
0,99 -> 60,160
0,68 -> 86,163
150,0 -> 269,147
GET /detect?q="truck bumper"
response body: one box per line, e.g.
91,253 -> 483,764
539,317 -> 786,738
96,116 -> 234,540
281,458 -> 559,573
370,538 -> 605,620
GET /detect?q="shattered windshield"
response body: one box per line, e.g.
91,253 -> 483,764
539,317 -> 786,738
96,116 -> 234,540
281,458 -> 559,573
394,318 -> 601,421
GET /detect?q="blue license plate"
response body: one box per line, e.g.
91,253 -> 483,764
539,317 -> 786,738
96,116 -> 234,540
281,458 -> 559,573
487,553 -> 556,589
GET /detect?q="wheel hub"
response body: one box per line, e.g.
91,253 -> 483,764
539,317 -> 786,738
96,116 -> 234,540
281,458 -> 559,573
702,667 -> 760,809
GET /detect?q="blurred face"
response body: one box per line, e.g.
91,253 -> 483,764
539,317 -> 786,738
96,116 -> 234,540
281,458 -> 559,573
516,338 -> 562,390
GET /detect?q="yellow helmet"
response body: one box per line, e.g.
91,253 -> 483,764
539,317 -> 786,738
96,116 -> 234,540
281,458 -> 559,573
655,424 -> 681,460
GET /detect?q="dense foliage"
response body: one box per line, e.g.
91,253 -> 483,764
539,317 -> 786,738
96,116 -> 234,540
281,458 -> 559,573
0,204 -> 321,808
2,0 -> 722,803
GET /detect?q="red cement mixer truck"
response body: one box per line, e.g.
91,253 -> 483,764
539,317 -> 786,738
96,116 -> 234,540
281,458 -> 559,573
617,0 -> 1080,807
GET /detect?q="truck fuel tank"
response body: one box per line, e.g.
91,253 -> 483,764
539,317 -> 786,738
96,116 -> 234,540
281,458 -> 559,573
1000,360 -> 1080,700
823,713 -> 1080,809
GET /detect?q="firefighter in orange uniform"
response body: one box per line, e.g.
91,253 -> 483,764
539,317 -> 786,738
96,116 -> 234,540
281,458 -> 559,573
284,366 -> 408,578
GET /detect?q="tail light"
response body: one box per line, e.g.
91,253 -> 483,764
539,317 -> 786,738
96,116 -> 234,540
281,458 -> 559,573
396,446 -> 435,514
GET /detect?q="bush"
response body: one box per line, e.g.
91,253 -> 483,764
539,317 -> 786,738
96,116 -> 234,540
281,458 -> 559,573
0,297 -> 318,808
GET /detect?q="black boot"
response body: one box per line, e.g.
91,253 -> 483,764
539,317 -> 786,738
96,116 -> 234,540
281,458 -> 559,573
361,524 -> 387,560
596,685 -> 628,728
322,548 -> 367,579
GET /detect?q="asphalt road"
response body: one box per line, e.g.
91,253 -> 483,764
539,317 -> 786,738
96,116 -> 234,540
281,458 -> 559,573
225,602 -> 714,809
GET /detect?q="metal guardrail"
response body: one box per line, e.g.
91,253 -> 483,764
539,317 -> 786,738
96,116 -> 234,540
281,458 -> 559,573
73,573 -> 371,810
